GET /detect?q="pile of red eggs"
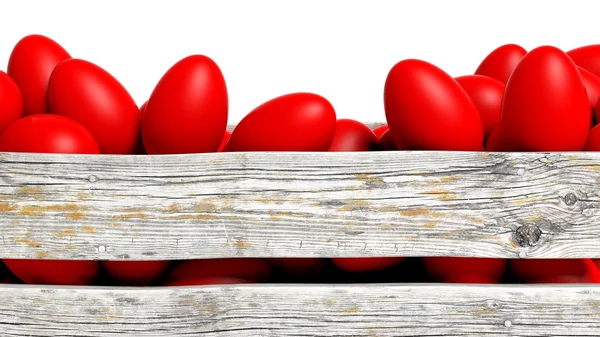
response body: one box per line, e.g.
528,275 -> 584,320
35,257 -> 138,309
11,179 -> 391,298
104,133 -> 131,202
2,34 -> 600,286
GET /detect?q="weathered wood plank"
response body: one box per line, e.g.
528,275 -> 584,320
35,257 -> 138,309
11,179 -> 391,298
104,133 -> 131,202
2,146 -> 600,260
0,283 -> 599,336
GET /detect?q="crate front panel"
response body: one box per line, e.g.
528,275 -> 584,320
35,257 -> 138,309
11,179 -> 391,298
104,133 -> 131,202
0,283 -> 598,336
1,147 -> 599,260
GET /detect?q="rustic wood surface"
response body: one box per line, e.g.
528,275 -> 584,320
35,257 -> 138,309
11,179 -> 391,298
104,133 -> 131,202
1,121 -> 600,260
0,283 -> 598,336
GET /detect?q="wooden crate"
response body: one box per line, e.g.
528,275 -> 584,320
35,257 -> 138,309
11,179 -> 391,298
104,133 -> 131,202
1,123 -> 599,336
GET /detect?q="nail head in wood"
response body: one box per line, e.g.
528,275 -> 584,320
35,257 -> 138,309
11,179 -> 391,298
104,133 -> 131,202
513,224 -> 542,248
564,193 -> 578,206
88,175 -> 98,183
504,320 -> 512,328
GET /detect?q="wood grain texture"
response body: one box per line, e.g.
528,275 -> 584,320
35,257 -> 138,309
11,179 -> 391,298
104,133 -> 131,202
0,283 -> 599,336
2,121 -> 600,260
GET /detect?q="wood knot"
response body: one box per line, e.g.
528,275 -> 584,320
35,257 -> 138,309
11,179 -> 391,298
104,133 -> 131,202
513,224 -> 542,247
563,193 -> 578,206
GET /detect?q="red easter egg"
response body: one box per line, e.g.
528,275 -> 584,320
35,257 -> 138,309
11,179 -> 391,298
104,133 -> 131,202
227,93 -> 336,152
568,44 -> 600,78
422,257 -> 506,280
0,114 -> 99,154
455,75 -> 504,141
384,59 -> 483,151
102,260 -> 170,286
7,34 -> 71,116
499,46 -> 590,151
475,44 -> 527,84
165,258 -> 272,283
142,55 -> 228,154
329,119 -> 377,151
48,59 -> 141,154
0,71 -> 23,135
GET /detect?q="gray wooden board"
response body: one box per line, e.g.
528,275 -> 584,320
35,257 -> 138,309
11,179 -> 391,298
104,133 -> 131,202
0,283 -> 599,336
1,122 -> 600,260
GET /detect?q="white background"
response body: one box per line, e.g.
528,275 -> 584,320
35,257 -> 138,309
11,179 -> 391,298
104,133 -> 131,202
1,0 -> 599,123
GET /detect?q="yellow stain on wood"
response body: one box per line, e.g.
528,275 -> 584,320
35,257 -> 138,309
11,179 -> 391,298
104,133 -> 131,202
354,173 -> 384,185
0,202 -> 18,212
400,208 -> 430,216
16,204 -> 88,218
426,176 -> 460,186
110,223 -> 121,227
513,196 -> 545,205
378,205 -> 397,212
231,240 -> 252,249
422,221 -> 438,228
174,214 -> 217,220
164,204 -> 183,213
421,190 -> 458,201
15,186 -> 46,200
343,306 -> 361,314
77,192 -> 91,200
588,166 -> 600,171
479,153 -> 490,159
17,205 -> 44,216
193,304 -> 218,315
323,300 -> 337,305
55,229 -> 76,238
81,226 -> 97,234
368,328 -> 381,337
406,171 -> 431,175
35,251 -> 51,259
379,223 -> 394,229
65,244 -> 77,249
11,220 -> 20,225
194,202 -> 217,213
65,212 -> 85,220
338,199 -> 372,211
565,155 -> 578,161
114,212 -> 149,221
404,234 -> 418,239
524,215 -> 544,221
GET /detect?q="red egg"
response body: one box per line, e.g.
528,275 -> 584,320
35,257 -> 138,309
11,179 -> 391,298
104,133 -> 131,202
102,260 -> 170,286
508,258 -> 588,282
165,258 -> 272,283
578,67 -> 600,108
3,259 -> 99,286
475,44 -> 527,84
499,46 -> 590,151
164,277 -> 250,286
384,59 -> 483,151
47,59 -> 140,154
143,55 -> 228,154
227,93 -> 336,152
7,34 -> 71,116
328,119 -> 377,151
331,257 -> 405,273
139,100 -> 148,115
372,124 -> 389,138
377,129 -> 401,151
218,130 -> 232,152
0,71 -> 23,135
567,44 -> 600,79
0,114 -> 99,154
422,257 -> 506,280
584,125 -> 600,150
455,75 -> 504,141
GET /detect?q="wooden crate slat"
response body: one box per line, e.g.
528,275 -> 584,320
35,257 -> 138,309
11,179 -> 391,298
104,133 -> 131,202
0,283 -> 598,336
1,148 -> 599,260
